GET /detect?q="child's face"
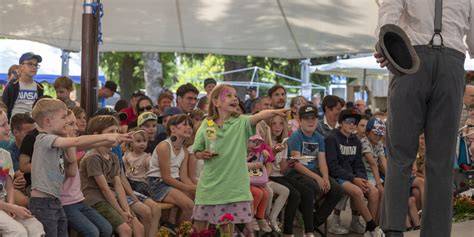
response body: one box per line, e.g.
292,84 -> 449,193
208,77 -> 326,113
271,116 -> 284,138
102,125 -> 119,135
299,116 -> 318,134
55,87 -> 72,102
367,131 -> 382,143
214,87 -> 239,114
292,98 -> 307,113
65,113 -> 78,137
47,109 -> 68,136
469,108 -> 474,117
132,134 -> 147,152
357,119 -> 368,135
340,117 -> 358,135
170,121 -> 193,139
75,112 -> 87,133
0,113 -> 10,141
419,133 -> 425,150
140,120 -> 157,140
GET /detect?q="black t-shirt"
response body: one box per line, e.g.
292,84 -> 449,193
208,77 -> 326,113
19,129 -> 39,187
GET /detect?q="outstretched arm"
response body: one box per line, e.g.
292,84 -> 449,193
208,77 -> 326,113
249,109 -> 288,126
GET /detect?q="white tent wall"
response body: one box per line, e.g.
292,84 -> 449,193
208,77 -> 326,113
0,0 -> 380,59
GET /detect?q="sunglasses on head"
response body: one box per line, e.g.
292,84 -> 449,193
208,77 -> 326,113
138,105 -> 153,112
343,117 -> 358,125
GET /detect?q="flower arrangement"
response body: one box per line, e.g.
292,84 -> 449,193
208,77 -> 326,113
157,227 -> 170,237
217,213 -> 235,237
453,194 -> 474,222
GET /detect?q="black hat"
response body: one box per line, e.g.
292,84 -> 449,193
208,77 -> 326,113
158,107 -> 183,124
298,105 -> 319,119
247,86 -> 257,91
376,24 -> 420,76
338,109 -> 361,124
204,78 -> 217,87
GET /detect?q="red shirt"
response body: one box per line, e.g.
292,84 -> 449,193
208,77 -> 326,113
120,107 -> 136,126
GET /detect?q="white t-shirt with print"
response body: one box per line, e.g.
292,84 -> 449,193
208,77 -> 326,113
12,81 -> 38,117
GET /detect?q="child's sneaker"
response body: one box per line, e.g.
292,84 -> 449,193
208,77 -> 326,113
257,219 -> 272,233
364,227 -> 384,237
328,216 -> 349,235
349,217 -> 366,234
252,219 -> 260,232
269,219 -> 282,233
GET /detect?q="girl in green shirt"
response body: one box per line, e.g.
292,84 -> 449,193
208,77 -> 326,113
192,84 -> 287,236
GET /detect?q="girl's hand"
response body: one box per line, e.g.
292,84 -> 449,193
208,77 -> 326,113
273,144 -> 285,154
262,150 -> 270,159
195,151 -> 214,160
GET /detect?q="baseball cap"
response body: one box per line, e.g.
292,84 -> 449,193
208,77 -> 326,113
338,109 -> 361,124
298,105 -> 318,119
204,78 -> 217,87
158,107 -> 183,123
366,117 -> 386,136
93,107 -> 128,121
138,112 -> 158,127
19,52 -> 42,64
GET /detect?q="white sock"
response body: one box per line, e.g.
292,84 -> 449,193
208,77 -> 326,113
333,214 -> 341,223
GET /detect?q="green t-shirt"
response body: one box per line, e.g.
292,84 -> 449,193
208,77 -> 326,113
193,115 -> 255,205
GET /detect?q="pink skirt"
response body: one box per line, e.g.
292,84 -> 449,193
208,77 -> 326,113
192,201 -> 253,224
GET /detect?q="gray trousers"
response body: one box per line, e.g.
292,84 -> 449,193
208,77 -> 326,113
380,46 -> 466,237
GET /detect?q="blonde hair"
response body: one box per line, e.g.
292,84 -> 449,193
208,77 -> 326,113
125,128 -> 147,151
207,84 -> 239,120
32,98 -> 67,127
265,114 -> 289,143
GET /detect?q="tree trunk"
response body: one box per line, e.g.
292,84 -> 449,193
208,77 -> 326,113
119,54 -> 140,101
224,56 -> 248,101
143,52 -> 163,103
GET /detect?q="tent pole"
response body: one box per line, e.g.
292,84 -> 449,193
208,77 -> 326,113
61,50 -> 71,76
81,0 -> 99,117
300,58 -> 312,100
362,69 -> 367,102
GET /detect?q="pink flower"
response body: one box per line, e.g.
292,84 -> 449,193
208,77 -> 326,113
219,213 -> 235,223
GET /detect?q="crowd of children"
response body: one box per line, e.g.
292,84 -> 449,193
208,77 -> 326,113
0,52 -> 429,237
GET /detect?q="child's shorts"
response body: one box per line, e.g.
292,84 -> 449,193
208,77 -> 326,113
92,201 -> 125,231
147,177 -> 172,202
127,191 -> 149,206
128,179 -> 150,196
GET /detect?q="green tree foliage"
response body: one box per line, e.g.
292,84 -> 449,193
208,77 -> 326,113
173,54 -> 225,92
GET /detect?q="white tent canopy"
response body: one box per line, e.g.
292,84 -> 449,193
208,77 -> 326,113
0,0 -> 380,59
0,39 -> 105,84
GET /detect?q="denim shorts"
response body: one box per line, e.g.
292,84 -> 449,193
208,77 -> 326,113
147,176 -> 172,202
127,191 -> 149,206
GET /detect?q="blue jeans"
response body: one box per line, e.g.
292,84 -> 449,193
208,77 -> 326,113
63,201 -> 113,237
29,197 -> 68,237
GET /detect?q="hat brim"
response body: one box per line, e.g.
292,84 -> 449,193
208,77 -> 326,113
376,24 -> 420,75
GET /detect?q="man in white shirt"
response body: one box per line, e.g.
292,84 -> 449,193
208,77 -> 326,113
374,1 -> 474,236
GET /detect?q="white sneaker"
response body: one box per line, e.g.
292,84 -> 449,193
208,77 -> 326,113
364,227 -> 384,237
269,219 -> 282,233
328,219 -> 349,235
253,219 -> 260,232
349,217 -> 366,234
257,219 -> 272,233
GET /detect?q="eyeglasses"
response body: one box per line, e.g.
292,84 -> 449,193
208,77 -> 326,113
22,62 -> 40,68
343,117 -> 358,125
138,105 -> 153,112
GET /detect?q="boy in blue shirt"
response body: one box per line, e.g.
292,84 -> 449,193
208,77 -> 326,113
287,105 -> 344,234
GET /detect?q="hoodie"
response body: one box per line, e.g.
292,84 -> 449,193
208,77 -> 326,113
325,128 -> 367,181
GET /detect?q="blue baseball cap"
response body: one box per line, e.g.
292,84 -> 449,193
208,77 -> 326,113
19,52 -> 42,64
366,117 -> 386,136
